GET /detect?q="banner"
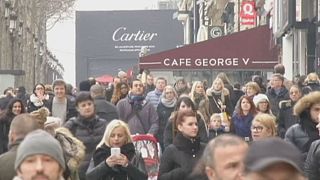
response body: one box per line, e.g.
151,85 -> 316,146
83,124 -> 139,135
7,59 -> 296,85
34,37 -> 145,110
240,1 -> 257,25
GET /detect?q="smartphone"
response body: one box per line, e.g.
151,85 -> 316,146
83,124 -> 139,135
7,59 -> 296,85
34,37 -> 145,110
111,147 -> 121,156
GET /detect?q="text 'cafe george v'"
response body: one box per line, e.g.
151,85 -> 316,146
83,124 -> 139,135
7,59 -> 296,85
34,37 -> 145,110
139,25 -> 280,82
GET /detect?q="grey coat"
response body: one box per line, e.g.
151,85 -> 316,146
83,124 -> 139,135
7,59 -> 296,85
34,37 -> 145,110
117,97 -> 159,135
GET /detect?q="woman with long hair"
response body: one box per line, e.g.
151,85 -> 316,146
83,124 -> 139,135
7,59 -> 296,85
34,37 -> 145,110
189,81 -> 210,125
163,96 -> 208,149
0,98 -> 26,154
27,83 -> 50,113
86,120 -> 147,180
111,82 -> 129,105
206,77 -> 232,116
159,111 -> 206,180
232,96 -> 256,141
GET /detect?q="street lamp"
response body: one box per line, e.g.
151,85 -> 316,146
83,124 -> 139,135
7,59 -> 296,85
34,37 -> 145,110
4,0 -> 11,19
9,10 -> 17,34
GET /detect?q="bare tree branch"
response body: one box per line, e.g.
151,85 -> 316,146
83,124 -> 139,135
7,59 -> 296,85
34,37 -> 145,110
33,0 -> 76,30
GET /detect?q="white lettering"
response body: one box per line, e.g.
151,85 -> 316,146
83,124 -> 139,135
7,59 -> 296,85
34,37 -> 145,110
112,27 -> 158,42
162,58 -> 191,67
242,58 -> 250,65
164,58 -> 170,66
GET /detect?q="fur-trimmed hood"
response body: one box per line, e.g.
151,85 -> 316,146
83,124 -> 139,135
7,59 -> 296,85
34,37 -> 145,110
206,87 -> 230,97
54,127 -> 86,171
294,91 -> 320,116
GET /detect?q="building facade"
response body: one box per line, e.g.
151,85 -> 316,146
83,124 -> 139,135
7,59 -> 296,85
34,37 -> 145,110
0,0 -> 63,93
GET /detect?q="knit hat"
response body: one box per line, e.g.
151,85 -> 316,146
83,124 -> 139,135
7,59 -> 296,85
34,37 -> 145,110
15,129 -> 65,170
253,94 -> 269,108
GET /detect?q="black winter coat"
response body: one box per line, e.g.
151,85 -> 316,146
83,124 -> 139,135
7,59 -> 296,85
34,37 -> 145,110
285,112 -> 320,161
0,114 -> 15,154
86,143 -> 147,180
266,87 -> 289,117
156,102 -> 174,150
64,115 -> 107,180
94,96 -> 119,122
305,139 -> 320,180
277,100 -> 299,138
163,114 -> 208,149
158,133 -> 206,180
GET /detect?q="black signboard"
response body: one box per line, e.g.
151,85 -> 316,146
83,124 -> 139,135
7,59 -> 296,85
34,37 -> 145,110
76,10 -> 183,85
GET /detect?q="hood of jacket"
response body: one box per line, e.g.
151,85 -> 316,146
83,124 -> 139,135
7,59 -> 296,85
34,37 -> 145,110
294,91 -> 320,117
54,127 -> 86,171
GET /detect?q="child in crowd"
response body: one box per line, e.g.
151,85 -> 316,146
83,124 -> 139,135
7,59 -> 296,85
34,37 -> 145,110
208,113 -> 226,140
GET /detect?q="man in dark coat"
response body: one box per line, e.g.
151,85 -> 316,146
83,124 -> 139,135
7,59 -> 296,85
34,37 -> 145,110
266,73 -> 289,116
90,84 -> 119,122
0,114 -> 40,180
64,92 -> 107,180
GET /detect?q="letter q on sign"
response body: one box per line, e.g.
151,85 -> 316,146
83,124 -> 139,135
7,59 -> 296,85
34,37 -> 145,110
243,3 -> 254,16
240,1 -> 256,18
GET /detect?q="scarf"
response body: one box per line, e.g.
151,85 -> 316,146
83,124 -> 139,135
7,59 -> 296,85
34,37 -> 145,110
161,97 -> 177,108
209,88 -> 225,107
128,93 -> 145,111
193,93 -> 205,109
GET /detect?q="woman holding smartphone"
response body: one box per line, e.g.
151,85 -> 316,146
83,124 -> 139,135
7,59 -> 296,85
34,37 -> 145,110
86,120 -> 147,180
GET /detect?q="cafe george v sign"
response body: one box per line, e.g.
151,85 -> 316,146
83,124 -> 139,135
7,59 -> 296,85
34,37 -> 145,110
139,25 -> 279,70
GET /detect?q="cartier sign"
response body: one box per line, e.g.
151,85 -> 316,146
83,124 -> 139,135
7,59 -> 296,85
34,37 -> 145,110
112,27 -> 158,42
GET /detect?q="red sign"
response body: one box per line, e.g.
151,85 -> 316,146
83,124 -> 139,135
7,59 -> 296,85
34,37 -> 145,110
240,1 -> 257,25
139,25 -> 279,70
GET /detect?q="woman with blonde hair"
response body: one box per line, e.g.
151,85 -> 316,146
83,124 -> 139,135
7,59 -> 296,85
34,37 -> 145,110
245,82 -> 261,98
302,72 -> 320,95
190,81 -> 210,125
206,77 -> 232,116
251,113 -> 277,141
86,120 -> 147,180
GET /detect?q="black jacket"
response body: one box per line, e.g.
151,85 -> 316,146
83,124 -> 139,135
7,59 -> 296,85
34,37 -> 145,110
305,139 -> 320,180
266,87 -> 289,117
48,96 -> 78,121
0,114 -> 15,154
94,96 -> 119,122
86,143 -> 147,180
158,133 -> 206,180
156,102 -> 175,150
285,112 -> 320,161
163,114 -> 208,149
64,115 -> 107,180
277,100 -> 299,138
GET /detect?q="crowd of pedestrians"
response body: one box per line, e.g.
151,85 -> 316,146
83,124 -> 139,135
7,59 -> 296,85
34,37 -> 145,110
1,64 -> 320,179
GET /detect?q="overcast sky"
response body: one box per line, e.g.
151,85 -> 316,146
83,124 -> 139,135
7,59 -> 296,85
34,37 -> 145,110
47,0 -> 158,86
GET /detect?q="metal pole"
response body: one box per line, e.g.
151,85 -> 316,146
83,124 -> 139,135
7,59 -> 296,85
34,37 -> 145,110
193,0 -> 199,43
238,0 -> 240,32
11,36 -> 14,70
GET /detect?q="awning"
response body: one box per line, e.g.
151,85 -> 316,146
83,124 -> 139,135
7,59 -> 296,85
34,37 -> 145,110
139,25 -> 279,70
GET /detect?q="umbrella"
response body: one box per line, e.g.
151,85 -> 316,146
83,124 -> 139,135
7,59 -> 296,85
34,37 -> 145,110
95,74 -> 114,83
